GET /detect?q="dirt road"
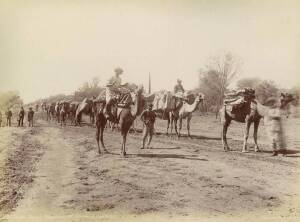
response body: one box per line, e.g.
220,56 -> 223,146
0,115 -> 300,221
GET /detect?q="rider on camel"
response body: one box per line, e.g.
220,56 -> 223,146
174,79 -> 186,109
104,67 -> 130,120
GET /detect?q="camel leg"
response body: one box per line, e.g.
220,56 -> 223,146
187,115 -> 192,138
121,134 -> 127,157
170,117 -> 174,136
242,117 -> 251,152
96,126 -> 101,154
100,125 -> 107,152
166,117 -> 170,135
169,112 -> 174,136
221,120 -> 231,151
174,118 -> 179,138
178,118 -> 183,139
253,120 -> 260,152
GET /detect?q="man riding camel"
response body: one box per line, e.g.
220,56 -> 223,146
104,67 -> 131,120
174,79 -> 185,95
173,79 -> 186,109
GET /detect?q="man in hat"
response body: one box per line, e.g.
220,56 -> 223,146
104,67 -> 129,119
174,79 -> 185,95
173,79 -> 185,109
5,108 -> 12,127
28,107 -> 35,127
140,103 -> 156,149
18,106 -> 25,127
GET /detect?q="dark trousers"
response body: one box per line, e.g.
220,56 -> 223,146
18,116 -> 24,126
28,119 -> 33,127
6,117 -> 11,127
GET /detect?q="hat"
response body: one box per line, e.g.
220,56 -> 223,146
148,103 -> 153,108
114,67 -> 124,75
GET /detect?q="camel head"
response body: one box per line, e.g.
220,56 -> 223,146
195,93 -> 205,103
279,93 -> 295,109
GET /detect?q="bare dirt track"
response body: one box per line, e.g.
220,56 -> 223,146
0,114 -> 300,222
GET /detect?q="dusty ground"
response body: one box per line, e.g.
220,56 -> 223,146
0,113 -> 299,222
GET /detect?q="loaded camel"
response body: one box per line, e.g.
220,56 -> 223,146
143,92 -> 204,138
170,93 -> 205,138
95,87 -> 144,156
220,92 -> 295,153
74,98 -> 96,126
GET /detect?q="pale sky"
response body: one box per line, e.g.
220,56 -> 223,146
0,0 -> 299,103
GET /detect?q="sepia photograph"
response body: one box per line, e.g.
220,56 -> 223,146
0,0 -> 299,221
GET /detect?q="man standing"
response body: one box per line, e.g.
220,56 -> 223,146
18,107 -> 25,127
140,104 -> 156,149
5,109 -> 12,127
266,105 -> 286,156
28,107 -> 35,127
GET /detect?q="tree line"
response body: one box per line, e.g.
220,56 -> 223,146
196,52 -> 299,114
1,52 -> 298,114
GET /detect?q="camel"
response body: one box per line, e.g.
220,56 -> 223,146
95,87 -> 143,156
69,102 -> 79,125
45,103 -> 56,121
143,92 -> 204,137
220,93 -> 295,152
54,102 -> 61,123
169,93 -> 205,138
75,98 -> 94,126
59,103 -> 67,126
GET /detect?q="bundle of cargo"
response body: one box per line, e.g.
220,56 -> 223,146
223,88 -> 255,116
224,88 -> 255,106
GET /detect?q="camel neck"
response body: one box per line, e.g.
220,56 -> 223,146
183,97 -> 201,113
131,93 -> 141,117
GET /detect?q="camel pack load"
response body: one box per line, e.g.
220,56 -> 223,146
224,88 -> 256,106
152,91 -> 175,111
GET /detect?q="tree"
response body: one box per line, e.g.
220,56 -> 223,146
198,52 -> 241,115
0,91 -> 23,111
255,80 -> 279,104
236,77 -> 262,90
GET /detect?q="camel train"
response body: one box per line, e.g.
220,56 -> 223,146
39,87 -> 295,157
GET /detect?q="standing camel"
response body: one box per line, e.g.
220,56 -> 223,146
220,93 -> 295,152
95,87 -> 143,156
119,88 -> 143,156
170,93 -> 205,138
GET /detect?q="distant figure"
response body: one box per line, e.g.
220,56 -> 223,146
18,107 -> 25,127
28,107 -> 35,127
140,103 -> 156,149
0,111 -> 2,127
35,104 -> 39,112
5,109 -> 12,127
